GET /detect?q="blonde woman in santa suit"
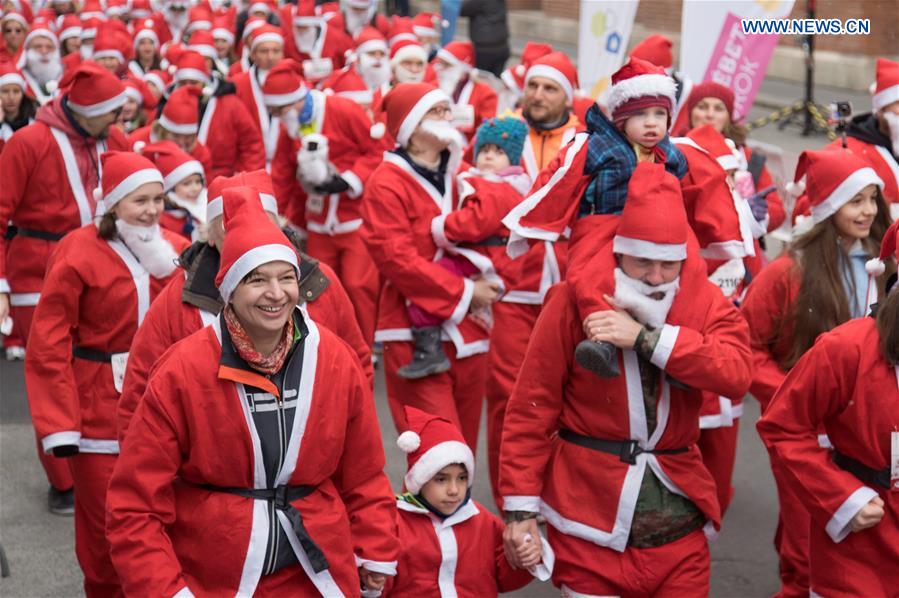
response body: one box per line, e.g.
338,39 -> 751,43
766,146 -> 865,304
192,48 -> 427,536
24,152 -> 189,597
757,219 -> 899,598
740,147 -> 893,597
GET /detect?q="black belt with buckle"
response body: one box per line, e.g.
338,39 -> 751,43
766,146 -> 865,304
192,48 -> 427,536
72,346 -> 115,362
833,451 -> 890,490
559,428 -> 690,465
4,227 -> 66,241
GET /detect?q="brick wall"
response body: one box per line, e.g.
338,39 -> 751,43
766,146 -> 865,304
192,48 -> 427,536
541,0 -> 578,19
507,0 -> 541,9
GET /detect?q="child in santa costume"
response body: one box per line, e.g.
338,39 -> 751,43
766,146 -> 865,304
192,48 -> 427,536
387,406 -> 549,596
756,220 -> 899,598
741,147 -> 892,597
116,169 -> 372,442
362,82 -> 501,451
139,140 -> 208,242
25,151 -> 190,596
398,113 -> 529,380
106,185 -> 398,597
499,162 -> 752,597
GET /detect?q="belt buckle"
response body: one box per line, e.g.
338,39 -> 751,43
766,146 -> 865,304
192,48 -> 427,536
620,440 -> 643,465
273,485 -> 290,510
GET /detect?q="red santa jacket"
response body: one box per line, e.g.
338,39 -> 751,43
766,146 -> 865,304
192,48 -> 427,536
25,224 -> 189,455
756,316 -> 899,596
825,134 -> 899,217
386,497 -> 533,596
197,82 -> 266,179
0,96 -> 129,302
271,90 -> 383,233
452,77 -> 497,142
106,313 -> 399,596
362,153 -> 490,358
231,65 -> 282,165
129,124 -> 214,182
116,247 -> 373,442
281,16 -> 354,85
499,255 -> 752,551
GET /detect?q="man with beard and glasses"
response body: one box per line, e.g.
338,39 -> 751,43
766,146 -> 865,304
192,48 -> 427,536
0,61 -> 129,516
232,24 -> 284,168
500,163 -> 752,597
280,0 -> 352,85
17,22 -> 63,105
266,59 -> 383,348
362,82 -> 501,457
432,40 -> 496,142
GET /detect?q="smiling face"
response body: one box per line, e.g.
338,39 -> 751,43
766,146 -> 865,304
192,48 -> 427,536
113,182 -> 166,226
622,106 -> 668,148
832,183 -> 879,243
419,463 -> 468,516
229,261 -> 299,344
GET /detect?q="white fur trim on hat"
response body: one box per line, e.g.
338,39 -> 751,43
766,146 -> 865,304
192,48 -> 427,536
123,86 -> 144,104
810,167 -> 884,224
218,243 -> 299,302
873,84 -> 899,113
93,49 -> 125,64
412,25 -> 438,37
213,28 -> 235,43
436,47 -> 471,71
59,26 -> 83,42
134,28 -> 159,47
68,89 -> 129,118
612,235 -> 687,261
102,168 -> 165,211
263,85 -> 307,107
163,160 -> 204,190
500,68 -> 519,92
396,431 -> 420,453
606,73 -> 677,116
356,38 -> 387,56
207,192 -> 278,221
0,72 -> 26,90
250,31 -> 284,51
397,88 -> 449,148
189,44 -> 217,60
158,113 -> 199,135
174,68 -> 211,85
525,64 -> 573,101
144,73 -> 165,91
403,440 -> 475,494
391,43 -> 427,68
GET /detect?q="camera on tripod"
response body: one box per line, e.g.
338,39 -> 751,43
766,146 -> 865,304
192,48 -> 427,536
829,101 -> 852,147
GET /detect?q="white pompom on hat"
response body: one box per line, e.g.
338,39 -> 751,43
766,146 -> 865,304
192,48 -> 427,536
398,406 -> 475,494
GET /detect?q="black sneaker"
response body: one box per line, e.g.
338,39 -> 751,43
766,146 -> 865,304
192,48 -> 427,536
575,340 -> 621,378
48,486 -> 75,516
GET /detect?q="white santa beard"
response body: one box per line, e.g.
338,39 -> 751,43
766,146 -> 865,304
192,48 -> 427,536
166,9 -> 189,32
283,107 -> 300,139
115,221 -> 179,278
884,112 -> 899,158
436,67 -> 463,96
394,64 -> 423,83
419,118 -> 465,152
612,267 -> 680,329
358,56 -> 390,89
294,30 -> 316,53
26,50 -> 63,85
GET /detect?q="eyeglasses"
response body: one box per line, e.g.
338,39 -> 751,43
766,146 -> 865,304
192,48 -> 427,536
425,104 -> 452,118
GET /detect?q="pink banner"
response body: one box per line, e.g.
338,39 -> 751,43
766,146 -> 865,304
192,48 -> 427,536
703,12 -> 782,120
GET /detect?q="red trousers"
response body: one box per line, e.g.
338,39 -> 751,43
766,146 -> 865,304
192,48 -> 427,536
697,423 -> 739,516
771,455 -> 810,598
306,231 -> 379,345
383,341 -> 487,450
550,527 -> 710,597
486,302 -> 541,509
70,453 -> 122,597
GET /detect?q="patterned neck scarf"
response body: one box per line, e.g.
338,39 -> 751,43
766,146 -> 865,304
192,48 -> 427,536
223,304 -> 295,375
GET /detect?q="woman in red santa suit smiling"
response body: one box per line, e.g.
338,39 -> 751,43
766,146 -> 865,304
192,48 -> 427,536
24,151 -> 189,597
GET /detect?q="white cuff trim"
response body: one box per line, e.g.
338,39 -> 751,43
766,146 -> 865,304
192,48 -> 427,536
430,214 -> 452,249
503,495 -> 542,513
341,170 -> 364,199
354,555 -> 398,576
41,430 -> 81,454
650,324 -> 679,370
0,279 -> 9,294
448,277 -> 474,325
826,486 -> 879,543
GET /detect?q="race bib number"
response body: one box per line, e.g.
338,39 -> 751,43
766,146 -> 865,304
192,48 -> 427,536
306,194 -> 325,215
708,258 -> 747,303
451,104 -> 475,130
111,352 -> 129,394
303,58 -> 333,81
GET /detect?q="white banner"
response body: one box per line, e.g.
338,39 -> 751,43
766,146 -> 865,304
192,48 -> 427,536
578,0 -> 640,99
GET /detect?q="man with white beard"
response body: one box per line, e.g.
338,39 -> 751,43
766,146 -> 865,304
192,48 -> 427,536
499,162 -> 752,597
329,0 -> 389,39
433,40 -> 497,142
319,26 -> 390,110
282,1 -> 353,85
17,23 -> 63,105
159,0 -> 191,44
820,57 -> 899,219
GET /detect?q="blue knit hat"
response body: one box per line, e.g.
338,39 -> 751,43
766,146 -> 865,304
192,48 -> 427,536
474,114 -> 528,166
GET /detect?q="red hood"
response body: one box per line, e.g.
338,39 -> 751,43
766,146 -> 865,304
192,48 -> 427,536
36,95 -> 82,139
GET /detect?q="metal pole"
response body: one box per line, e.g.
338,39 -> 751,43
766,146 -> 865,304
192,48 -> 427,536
803,0 -> 816,135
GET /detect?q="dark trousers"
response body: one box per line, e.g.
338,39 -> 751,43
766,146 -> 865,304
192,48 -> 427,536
475,45 -> 510,76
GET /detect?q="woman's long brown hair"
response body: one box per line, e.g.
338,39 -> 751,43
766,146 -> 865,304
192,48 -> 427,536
877,283 -> 899,364
780,187 -> 893,369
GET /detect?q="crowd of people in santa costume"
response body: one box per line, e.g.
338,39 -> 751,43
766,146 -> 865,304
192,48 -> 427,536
1,0 -> 898,595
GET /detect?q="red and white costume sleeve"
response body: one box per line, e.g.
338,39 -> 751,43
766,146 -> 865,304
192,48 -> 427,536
25,224 -> 188,454
361,154 -> 489,358
128,125 -> 215,182
499,275 -> 752,552
270,91 -> 384,233
106,315 -> 399,596
387,499 -> 534,596
118,258 -> 373,442
756,317 -> 899,596
197,91 -> 266,179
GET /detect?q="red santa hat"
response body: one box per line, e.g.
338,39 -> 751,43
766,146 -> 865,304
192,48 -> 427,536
247,0 -> 274,17
242,16 -> 267,42
436,40 -> 474,71
630,33 -> 674,70
685,81 -> 735,122
144,68 -> 171,94
92,26 -> 127,64
215,185 -> 298,302
139,140 -> 204,190
411,12 -> 441,39
57,15 -> 83,44
4,0 -> 33,23
390,38 -> 427,68
133,19 -> 160,49
262,58 -> 307,107
324,66 -> 371,105
791,148 -> 884,225
1,11 -> 30,30
187,5 -> 213,34
865,219 -> 899,277
292,0 -> 321,27
872,57 -> 899,113
22,20 -> 58,52
353,26 -> 387,56
686,124 -> 740,172
212,15 -> 235,44
159,85 -> 202,135
249,23 -> 284,52
0,62 -> 26,91
130,0 -> 153,19
206,169 -> 278,222
79,0 -> 106,22
387,15 -> 417,47
106,0 -> 129,18
123,75 -> 157,109
173,49 -> 211,85
606,56 -> 677,123
94,150 -> 164,214
501,41 -> 553,93
80,17 -> 102,40
64,61 -> 128,117
396,407 -> 475,494
612,162 -> 689,261
381,82 -> 449,147
525,50 -> 578,103
188,29 -> 217,60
